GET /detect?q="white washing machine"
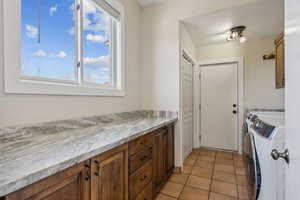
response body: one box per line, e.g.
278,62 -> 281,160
245,111 -> 285,200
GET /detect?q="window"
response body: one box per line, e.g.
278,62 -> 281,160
3,0 -> 124,96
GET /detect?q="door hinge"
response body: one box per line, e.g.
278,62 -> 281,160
199,74 -> 201,80
77,62 -> 81,68
76,4 -> 81,10
199,104 -> 201,111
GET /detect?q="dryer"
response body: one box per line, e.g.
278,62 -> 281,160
246,111 -> 285,200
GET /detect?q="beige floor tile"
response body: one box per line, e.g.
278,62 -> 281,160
183,165 -> 193,174
236,175 -> 249,186
209,192 -> 237,200
234,160 -> 246,168
217,151 -> 233,155
212,171 -> 236,184
179,186 -> 209,200
198,155 -> 215,162
187,154 -> 198,160
233,154 -> 245,161
210,181 -> 237,197
184,158 -> 196,166
216,154 -> 233,161
169,173 -> 189,185
161,181 -> 184,198
186,175 -> 211,190
199,150 -> 216,157
237,185 -> 251,199
191,166 -> 213,179
235,167 -> 248,175
195,160 -> 214,169
155,193 -> 177,200
214,164 -> 235,174
215,158 -> 234,166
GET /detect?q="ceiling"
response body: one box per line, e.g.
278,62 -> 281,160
183,0 -> 284,47
137,0 -> 166,6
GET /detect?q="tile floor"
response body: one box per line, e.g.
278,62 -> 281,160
156,148 -> 252,200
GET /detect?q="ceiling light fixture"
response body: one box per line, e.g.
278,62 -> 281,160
227,25 -> 247,43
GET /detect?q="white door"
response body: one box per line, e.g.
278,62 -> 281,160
284,0 -> 300,199
182,56 -> 194,160
200,63 -> 238,151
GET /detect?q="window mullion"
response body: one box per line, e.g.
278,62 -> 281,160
76,0 -> 83,84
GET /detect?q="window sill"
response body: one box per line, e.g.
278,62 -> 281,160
5,78 -> 125,97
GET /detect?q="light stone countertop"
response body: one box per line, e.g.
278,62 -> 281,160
0,110 -> 177,197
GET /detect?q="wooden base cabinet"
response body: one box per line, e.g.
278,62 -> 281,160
153,124 -> 175,196
4,161 -> 91,200
91,144 -> 128,200
2,124 -> 175,200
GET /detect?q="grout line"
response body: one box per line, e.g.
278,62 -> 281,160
164,148 -> 251,200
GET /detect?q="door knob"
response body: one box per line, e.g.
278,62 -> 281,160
271,149 -> 290,164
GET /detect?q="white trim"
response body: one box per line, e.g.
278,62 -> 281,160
197,57 -> 244,154
3,0 -> 125,97
193,65 -> 201,149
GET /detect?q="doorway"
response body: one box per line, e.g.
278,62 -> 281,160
197,58 -> 244,152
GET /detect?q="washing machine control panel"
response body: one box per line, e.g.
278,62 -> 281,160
253,119 -> 275,139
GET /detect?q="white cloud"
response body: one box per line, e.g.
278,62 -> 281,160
86,34 -> 109,44
82,0 -> 97,15
25,24 -> 38,38
82,0 -> 111,33
56,51 -> 67,58
83,55 -> 109,64
68,27 -> 75,35
34,50 -> 46,57
49,5 -> 58,16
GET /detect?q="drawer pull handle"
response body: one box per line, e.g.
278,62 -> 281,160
140,175 -> 148,181
140,141 -> 146,145
139,156 -> 148,161
94,160 -> 100,176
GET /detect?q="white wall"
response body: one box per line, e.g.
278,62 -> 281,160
197,37 -> 285,109
140,0 -> 257,111
0,0 -> 142,127
180,23 -> 196,60
140,0 -> 259,167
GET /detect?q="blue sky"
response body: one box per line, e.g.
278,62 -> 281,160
21,0 -> 111,83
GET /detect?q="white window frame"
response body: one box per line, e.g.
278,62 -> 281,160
2,0 -> 125,96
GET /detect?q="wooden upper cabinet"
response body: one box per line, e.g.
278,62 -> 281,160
275,32 -> 285,89
152,128 -> 167,195
166,124 -> 175,176
5,161 -> 91,200
91,144 -> 128,200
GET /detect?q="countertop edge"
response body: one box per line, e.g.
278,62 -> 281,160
0,117 -> 177,197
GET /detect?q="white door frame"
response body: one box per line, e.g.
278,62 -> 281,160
195,57 -> 244,153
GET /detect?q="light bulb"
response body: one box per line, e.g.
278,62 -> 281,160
240,36 -> 247,43
231,32 -> 238,38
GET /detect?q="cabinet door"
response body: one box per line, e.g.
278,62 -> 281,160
5,161 -> 91,200
91,144 -> 128,200
153,128 -> 167,194
275,33 -> 285,89
166,124 -> 175,176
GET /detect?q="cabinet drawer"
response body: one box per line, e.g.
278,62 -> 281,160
134,182 -> 152,200
129,133 -> 153,155
129,147 -> 152,174
129,160 -> 152,199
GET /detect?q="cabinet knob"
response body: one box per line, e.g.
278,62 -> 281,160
140,175 -> 148,181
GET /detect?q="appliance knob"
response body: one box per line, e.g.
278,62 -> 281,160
271,149 -> 290,164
